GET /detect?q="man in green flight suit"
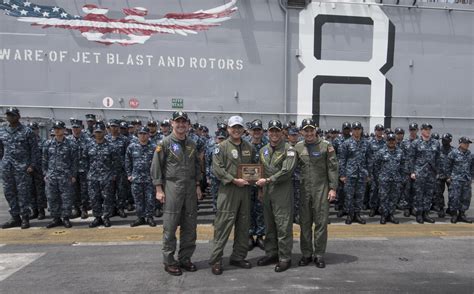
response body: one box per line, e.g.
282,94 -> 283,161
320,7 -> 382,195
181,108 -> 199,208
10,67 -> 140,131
150,111 -> 202,276
209,115 -> 256,275
255,120 -> 297,272
294,118 -> 338,268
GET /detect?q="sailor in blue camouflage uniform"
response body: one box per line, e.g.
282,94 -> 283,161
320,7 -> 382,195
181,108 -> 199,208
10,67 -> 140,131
401,123 -> 419,217
409,123 -> 440,224
148,120 -> 163,145
27,122 -> 47,220
248,119 -> 268,251
106,119 -> 130,218
1,107 -> 39,229
368,124 -> 386,217
125,127 -> 157,227
205,130 -> 227,212
42,121 -> 78,228
84,114 -> 97,138
374,133 -> 405,224
333,122 -> 352,217
446,137 -> 473,224
68,118 -> 91,219
84,123 -> 120,228
338,122 -> 371,225
433,133 -> 454,218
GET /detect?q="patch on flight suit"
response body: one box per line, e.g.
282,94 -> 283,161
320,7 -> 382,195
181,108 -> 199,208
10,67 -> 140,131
328,146 -> 335,153
155,145 -> 162,153
231,149 -> 239,159
242,150 -> 251,157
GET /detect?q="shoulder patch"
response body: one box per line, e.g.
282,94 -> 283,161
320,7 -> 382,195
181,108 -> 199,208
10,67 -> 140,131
214,147 -> 220,155
328,146 -> 335,153
287,150 -> 295,157
155,145 -> 162,153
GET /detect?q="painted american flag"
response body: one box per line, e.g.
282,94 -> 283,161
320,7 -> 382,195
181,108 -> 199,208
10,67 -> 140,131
0,0 -> 238,45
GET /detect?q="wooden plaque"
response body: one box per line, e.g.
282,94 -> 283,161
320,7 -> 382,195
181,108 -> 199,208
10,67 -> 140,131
237,164 -> 263,183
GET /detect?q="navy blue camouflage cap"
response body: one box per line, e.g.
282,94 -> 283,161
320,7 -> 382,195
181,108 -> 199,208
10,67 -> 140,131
431,133 -> 440,140
374,124 -> 384,131
52,120 -> 66,129
250,119 -> 263,130
28,122 -> 39,130
458,137 -> 472,144
131,119 -> 142,126
288,120 -> 296,127
441,133 -> 452,141
172,111 -> 188,121
201,126 -> 209,132
408,122 -> 418,130
288,127 -> 299,135
351,121 -> 363,129
421,123 -> 433,130
342,122 -> 351,130
70,118 -> 83,128
161,119 -> 170,126
119,121 -> 128,129
138,126 -> 150,134
109,119 -> 120,127
85,114 -> 96,122
5,107 -> 20,116
147,120 -> 158,127
216,130 -> 227,139
283,122 -> 291,130
301,118 -> 316,130
394,127 -> 404,134
217,122 -> 227,130
93,122 -> 106,132
386,133 -> 396,141
268,120 -> 282,130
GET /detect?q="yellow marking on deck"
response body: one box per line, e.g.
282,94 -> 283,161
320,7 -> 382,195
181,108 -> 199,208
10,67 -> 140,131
0,224 -> 472,245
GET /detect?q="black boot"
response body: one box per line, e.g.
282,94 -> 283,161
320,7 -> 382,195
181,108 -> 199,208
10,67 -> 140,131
130,217 -> 146,227
80,209 -> 88,219
369,208 -> 377,217
248,236 -> 256,250
127,203 -> 135,211
118,209 -> 127,218
450,211 -> 458,224
423,212 -> 435,224
103,217 -> 112,227
21,215 -> 30,229
403,209 -> 411,217
380,215 -> 386,225
146,217 -> 156,227
387,214 -> 399,224
337,210 -> 346,218
345,214 -> 353,225
46,218 -> 63,228
63,217 -> 72,228
438,209 -> 445,218
30,208 -> 39,219
89,217 -> 103,228
38,208 -> 46,220
457,212 -> 472,224
416,211 -> 424,224
354,213 -> 366,224
155,207 -> 163,218
256,236 -> 265,251
71,208 -> 81,219
2,216 -> 22,229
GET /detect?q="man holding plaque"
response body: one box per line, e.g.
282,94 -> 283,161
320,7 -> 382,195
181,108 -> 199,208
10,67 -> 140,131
295,118 -> 338,268
151,111 -> 203,276
255,120 -> 297,273
209,115 -> 256,275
